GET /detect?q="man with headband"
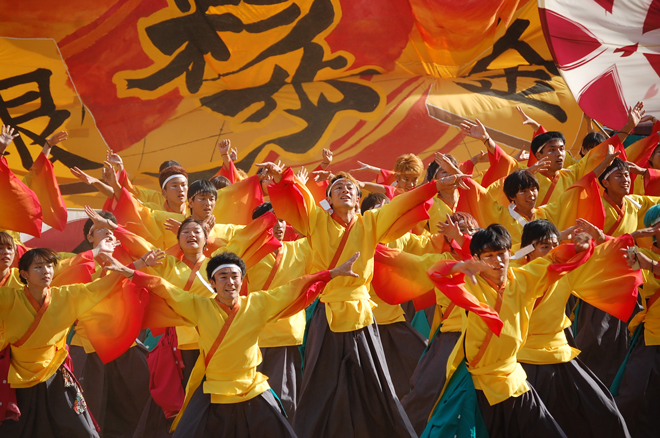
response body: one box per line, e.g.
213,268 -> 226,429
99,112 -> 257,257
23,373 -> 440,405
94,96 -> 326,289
460,119 -> 613,207
571,156 -> 660,388
257,162 -> 465,438
101,249 -> 360,438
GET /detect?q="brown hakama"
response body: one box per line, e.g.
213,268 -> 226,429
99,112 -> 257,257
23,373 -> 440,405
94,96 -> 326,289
522,359 -> 630,438
70,344 -> 150,438
256,345 -> 302,422
171,386 -> 296,438
401,330 -> 461,436
378,321 -> 427,399
131,349 -> 199,438
292,302 -> 416,438
615,330 -> 660,438
476,385 -> 568,438
0,366 -> 99,438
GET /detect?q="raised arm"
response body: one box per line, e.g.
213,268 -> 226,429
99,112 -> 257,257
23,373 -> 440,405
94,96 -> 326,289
266,165 -> 320,236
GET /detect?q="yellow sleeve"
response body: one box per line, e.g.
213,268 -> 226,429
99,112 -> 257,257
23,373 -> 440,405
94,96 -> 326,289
56,272 -> 127,318
132,271 -> 198,326
570,138 -> 610,180
253,270 -> 332,323
397,232 -> 446,255
370,181 -> 438,243
268,167 -> 320,237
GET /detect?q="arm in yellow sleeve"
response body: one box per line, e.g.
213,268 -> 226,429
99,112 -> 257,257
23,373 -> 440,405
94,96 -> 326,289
257,270 -> 332,322
118,169 -> 165,206
58,271 -> 128,318
132,270 -> 199,326
372,181 -> 438,243
268,167 -> 320,237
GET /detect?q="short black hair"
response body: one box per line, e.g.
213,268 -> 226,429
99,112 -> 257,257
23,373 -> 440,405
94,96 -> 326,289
83,211 -> 117,238
470,224 -> 512,257
531,131 -> 565,156
520,219 -> 560,248
18,248 -> 60,284
360,192 -> 390,215
159,160 -> 181,172
581,132 -> 606,155
177,217 -> 208,242
210,175 -> 231,190
426,154 -> 459,183
187,180 -> 217,201
598,157 -> 629,188
503,170 -> 539,202
252,202 -> 273,220
206,251 -> 247,281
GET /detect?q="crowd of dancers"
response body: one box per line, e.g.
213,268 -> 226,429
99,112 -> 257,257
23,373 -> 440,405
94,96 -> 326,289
0,102 -> 659,438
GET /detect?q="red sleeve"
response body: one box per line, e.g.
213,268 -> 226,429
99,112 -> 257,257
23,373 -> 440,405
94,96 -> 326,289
0,157 -> 42,236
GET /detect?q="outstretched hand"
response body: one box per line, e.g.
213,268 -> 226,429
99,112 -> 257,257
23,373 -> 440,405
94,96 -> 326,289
141,249 -> 165,267
516,106 -> 541,131
98,253 -> 135,278
0,125 -> 19,152
460,119 -> 488,141
296,167 -> 309,185
527,156 -> 552,175
436,174 -> 470,191
350,160 -> 379,173
85,205 -> 118,231
312,169 -> 334,182
454,258 -> 493,285
330,252 -> 360,279
165,218 -> 182,235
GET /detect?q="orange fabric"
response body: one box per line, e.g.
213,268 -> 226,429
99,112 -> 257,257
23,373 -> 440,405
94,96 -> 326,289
427,261 -> 504,336
261,248 -> 283,291
204,300 -> 240,367
540,172 -> 560,205
212,175 -> 263,226
183,256 -> 205,292
482,143 -> 518,187
22,154 -> 67,232
212,160 -> 242,184
0,157 -> 42,236
305,165 -> 330,206
526,125 -> 547,167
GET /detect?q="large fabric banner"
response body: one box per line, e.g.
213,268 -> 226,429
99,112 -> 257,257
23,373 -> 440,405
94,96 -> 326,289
539,0 -> 660,130
0,0 -> 588,208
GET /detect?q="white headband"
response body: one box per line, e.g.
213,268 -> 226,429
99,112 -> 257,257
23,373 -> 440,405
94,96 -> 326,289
161,174 -> 187,189
601,166 -> 621,182
210,264 -> 242,280
511,244 -> 535,260
536,139 -> 564,154
326,178 -> 356,197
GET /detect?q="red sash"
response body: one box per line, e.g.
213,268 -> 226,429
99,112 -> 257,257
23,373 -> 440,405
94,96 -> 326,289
261,249 -> 284,291
540,173 -> 560,205
603,192 -> 625,236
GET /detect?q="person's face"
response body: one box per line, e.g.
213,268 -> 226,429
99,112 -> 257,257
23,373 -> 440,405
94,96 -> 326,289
603,169 -> 631,197
189,193 -> 216,220
536,140 -> 565,172
649,146 -> 660,170
210,266 -> 243,306
527,236 -> 559,261
456,220 -> 477,236
0,243 -> 15,271
178,223 -> 206,253
162,177 -> 188,207
328,180 -> 359,210
477,248 -> 510,283
395,174 -> 418,192
21,256 -> 54,288
512,186 -> 538,214
87,226 -> 116,249
272,218 -> 286,241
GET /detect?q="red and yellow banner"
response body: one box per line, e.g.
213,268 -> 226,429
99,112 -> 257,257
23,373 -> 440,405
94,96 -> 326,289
0,0 -> 587,209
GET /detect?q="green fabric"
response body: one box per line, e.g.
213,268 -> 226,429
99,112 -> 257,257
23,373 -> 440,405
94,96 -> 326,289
411,309 -> 432,339
66,322 -> 77,346
418,324 -> 442,362
269,388 -> 288,418
610,322 -> 644,396
298,297 -> 319,373
142,328 -> 162,351
572,299 -> 582,338
421,360 -> 489,438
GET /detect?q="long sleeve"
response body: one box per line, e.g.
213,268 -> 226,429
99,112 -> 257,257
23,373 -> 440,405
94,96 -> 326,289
481,144 -> 519,187
212,175 -> 263,226
371,181 -> 437,243
113,225 -> 157,260
118,168 -> 165,207
132,270 -> 198,326
0,157 -> 42,236
58,271 -> 129,319
21,153 -> 67,231
456,178 -> 509,230
219,211 -> 281,268
565,234 -> 642,321
269,167 -> 320,237
254,270 -> 332,322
